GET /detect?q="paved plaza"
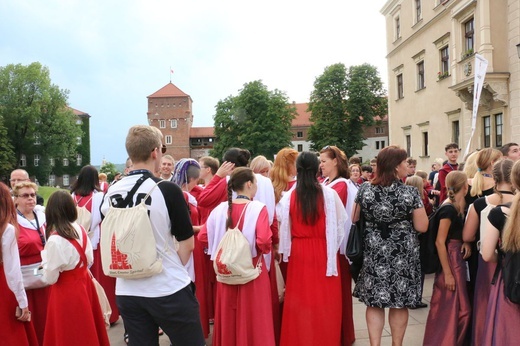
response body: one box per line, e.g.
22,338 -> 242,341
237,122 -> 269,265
108,274 -> 435,346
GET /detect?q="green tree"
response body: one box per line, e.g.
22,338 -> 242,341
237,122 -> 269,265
0,62 -> 81,183
308,63 -> 387,158
100,161 -> 118,182
0,116 -> 16,179
211,80 -> 296,160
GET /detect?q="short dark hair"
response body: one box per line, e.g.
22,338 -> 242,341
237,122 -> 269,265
445,143 -> 460,151
361,165 -> 372,173
500,143 -> 519,157
223,148 -> 251,167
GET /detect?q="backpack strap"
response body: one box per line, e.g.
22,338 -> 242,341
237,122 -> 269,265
110,176 -> 148,208
75,193 -> 94,209
229,202 -> 250,231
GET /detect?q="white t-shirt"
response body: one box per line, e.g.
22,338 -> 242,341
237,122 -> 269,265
100,171 -> 194,298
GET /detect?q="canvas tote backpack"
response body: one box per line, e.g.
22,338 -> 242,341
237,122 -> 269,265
213,202 -> 263,285
101,176 -> 164,279
75,194 -> 94,235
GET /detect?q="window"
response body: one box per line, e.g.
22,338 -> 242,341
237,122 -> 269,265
395,16 -> 401,39
483,116 -> 491,147
297,131 -> 303,138
376,141 -> 386,150
76,136 -> 82,145
20,154 -> 26,167
376,141 -> 380,150
423,132 -> 429,156
63,174 -> 70,187
165,135 -> 172,145
34,154 -> 41,167
464,18 -> 474,53
297,144 -> 303,152
495,113 -> 503,147
159,120 -> 166,128
76,154 -> 82,166
406,135 -> 411,156
48,174 -> 55,187
63,158 -> 69,166
441,46 -> 450,74
375,127 -> 384,134
170,119 -> 177,128
76,119 -> 83,125
415,0 -> 422,22
397,74 -> 404,99
34,134 -> 41,145
50,158 -> 55,167
417,61 -> 425,90
452,121 -> 460,146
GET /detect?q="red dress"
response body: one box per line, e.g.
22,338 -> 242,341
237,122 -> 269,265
18,218 -> 50,345
0,265 -> 39,346
43,233 -> 109,346
183,191 -> 210,338
280,193 -> 342,346
327,180 -> 355,345
199,203 -> 275,346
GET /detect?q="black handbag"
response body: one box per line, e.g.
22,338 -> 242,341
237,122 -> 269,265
346,204 -> 364,281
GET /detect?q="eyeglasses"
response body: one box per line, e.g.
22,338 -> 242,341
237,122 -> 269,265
153,145 -> 167,154
10,179 -> 28,183
15,193 -> 36,199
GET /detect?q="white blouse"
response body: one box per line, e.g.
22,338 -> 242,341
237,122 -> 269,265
2,224 -> 28,308
41,223 -> 93,285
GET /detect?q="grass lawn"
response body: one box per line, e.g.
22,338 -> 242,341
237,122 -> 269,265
37,186 -> 69,206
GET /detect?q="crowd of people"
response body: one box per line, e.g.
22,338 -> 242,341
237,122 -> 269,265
1,124 -> 520,346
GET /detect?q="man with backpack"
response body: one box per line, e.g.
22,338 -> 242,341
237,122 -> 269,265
100,125 -> 205,346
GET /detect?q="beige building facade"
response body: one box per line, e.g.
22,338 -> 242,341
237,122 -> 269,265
381,0 -> 520,170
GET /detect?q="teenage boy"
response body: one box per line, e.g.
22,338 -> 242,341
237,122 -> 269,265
101,125 -> 204,346
438,143 -> 460,203
360,165 -> 372,183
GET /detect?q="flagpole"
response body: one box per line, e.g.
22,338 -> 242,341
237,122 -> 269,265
169,66 -> 172,83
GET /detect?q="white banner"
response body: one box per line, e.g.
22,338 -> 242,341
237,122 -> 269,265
464,54 -> 489,158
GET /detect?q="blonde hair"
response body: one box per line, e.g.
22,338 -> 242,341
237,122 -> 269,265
463,150 -> 480,180
502,160 -> 520,252
405,175 -> 424,195
98,173 -> 107,181
445,171 -> 467,216
125,125 -> 163,163
415,170 -> 428,180
12,181 -> 38,196
271,148 -> 298,203
471,148 -> 503,197
250,155 -> 270,175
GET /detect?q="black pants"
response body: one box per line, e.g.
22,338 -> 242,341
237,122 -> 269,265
117,283 -> 205,346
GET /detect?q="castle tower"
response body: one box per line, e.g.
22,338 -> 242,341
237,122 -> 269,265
147,83 -> 193,160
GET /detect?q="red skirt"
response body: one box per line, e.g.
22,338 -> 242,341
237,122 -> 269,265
90,248 -> 119,324
0,265 -> 38,346
193,236 -> 210,337
43,266 -> 109,346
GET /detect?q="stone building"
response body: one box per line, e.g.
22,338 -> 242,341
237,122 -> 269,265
381,0 -> 520,169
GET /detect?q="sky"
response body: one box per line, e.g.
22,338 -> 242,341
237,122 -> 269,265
0,0 -> 388,165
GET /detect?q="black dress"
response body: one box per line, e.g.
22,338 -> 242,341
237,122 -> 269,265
353,180 -> 424,308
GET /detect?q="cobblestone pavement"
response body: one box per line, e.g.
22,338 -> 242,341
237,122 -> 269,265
108,274 -> 435,345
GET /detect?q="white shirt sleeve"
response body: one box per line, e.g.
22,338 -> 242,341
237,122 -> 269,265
89,192 -> 104,250
2,224 -> 28,308
41,223 -> 94,285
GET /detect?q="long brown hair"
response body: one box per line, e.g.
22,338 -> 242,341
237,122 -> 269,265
445,171 -> 467,216
0,183 -> 19,260
371,146 -> 407,186
271,148 -> 298,203
45,191 -> 79,239
502,160 -> 520,252
319,145 -> 350,179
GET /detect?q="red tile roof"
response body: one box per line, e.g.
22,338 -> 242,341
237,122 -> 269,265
69,107 -> 89,117
190,127 -> 215,138
292,103 -> 311,127
147,82 -> 189,98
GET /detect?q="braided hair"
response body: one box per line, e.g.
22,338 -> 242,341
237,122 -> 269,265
226,167 -> 255,228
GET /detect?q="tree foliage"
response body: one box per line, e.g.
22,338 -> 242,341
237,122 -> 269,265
308,63 -> 387,158
100,161 -> 118,182
0,62 -> 81,182
210,80 -> 296,160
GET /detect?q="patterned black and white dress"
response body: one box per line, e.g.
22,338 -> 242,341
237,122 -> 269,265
353,180 -> 424,308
